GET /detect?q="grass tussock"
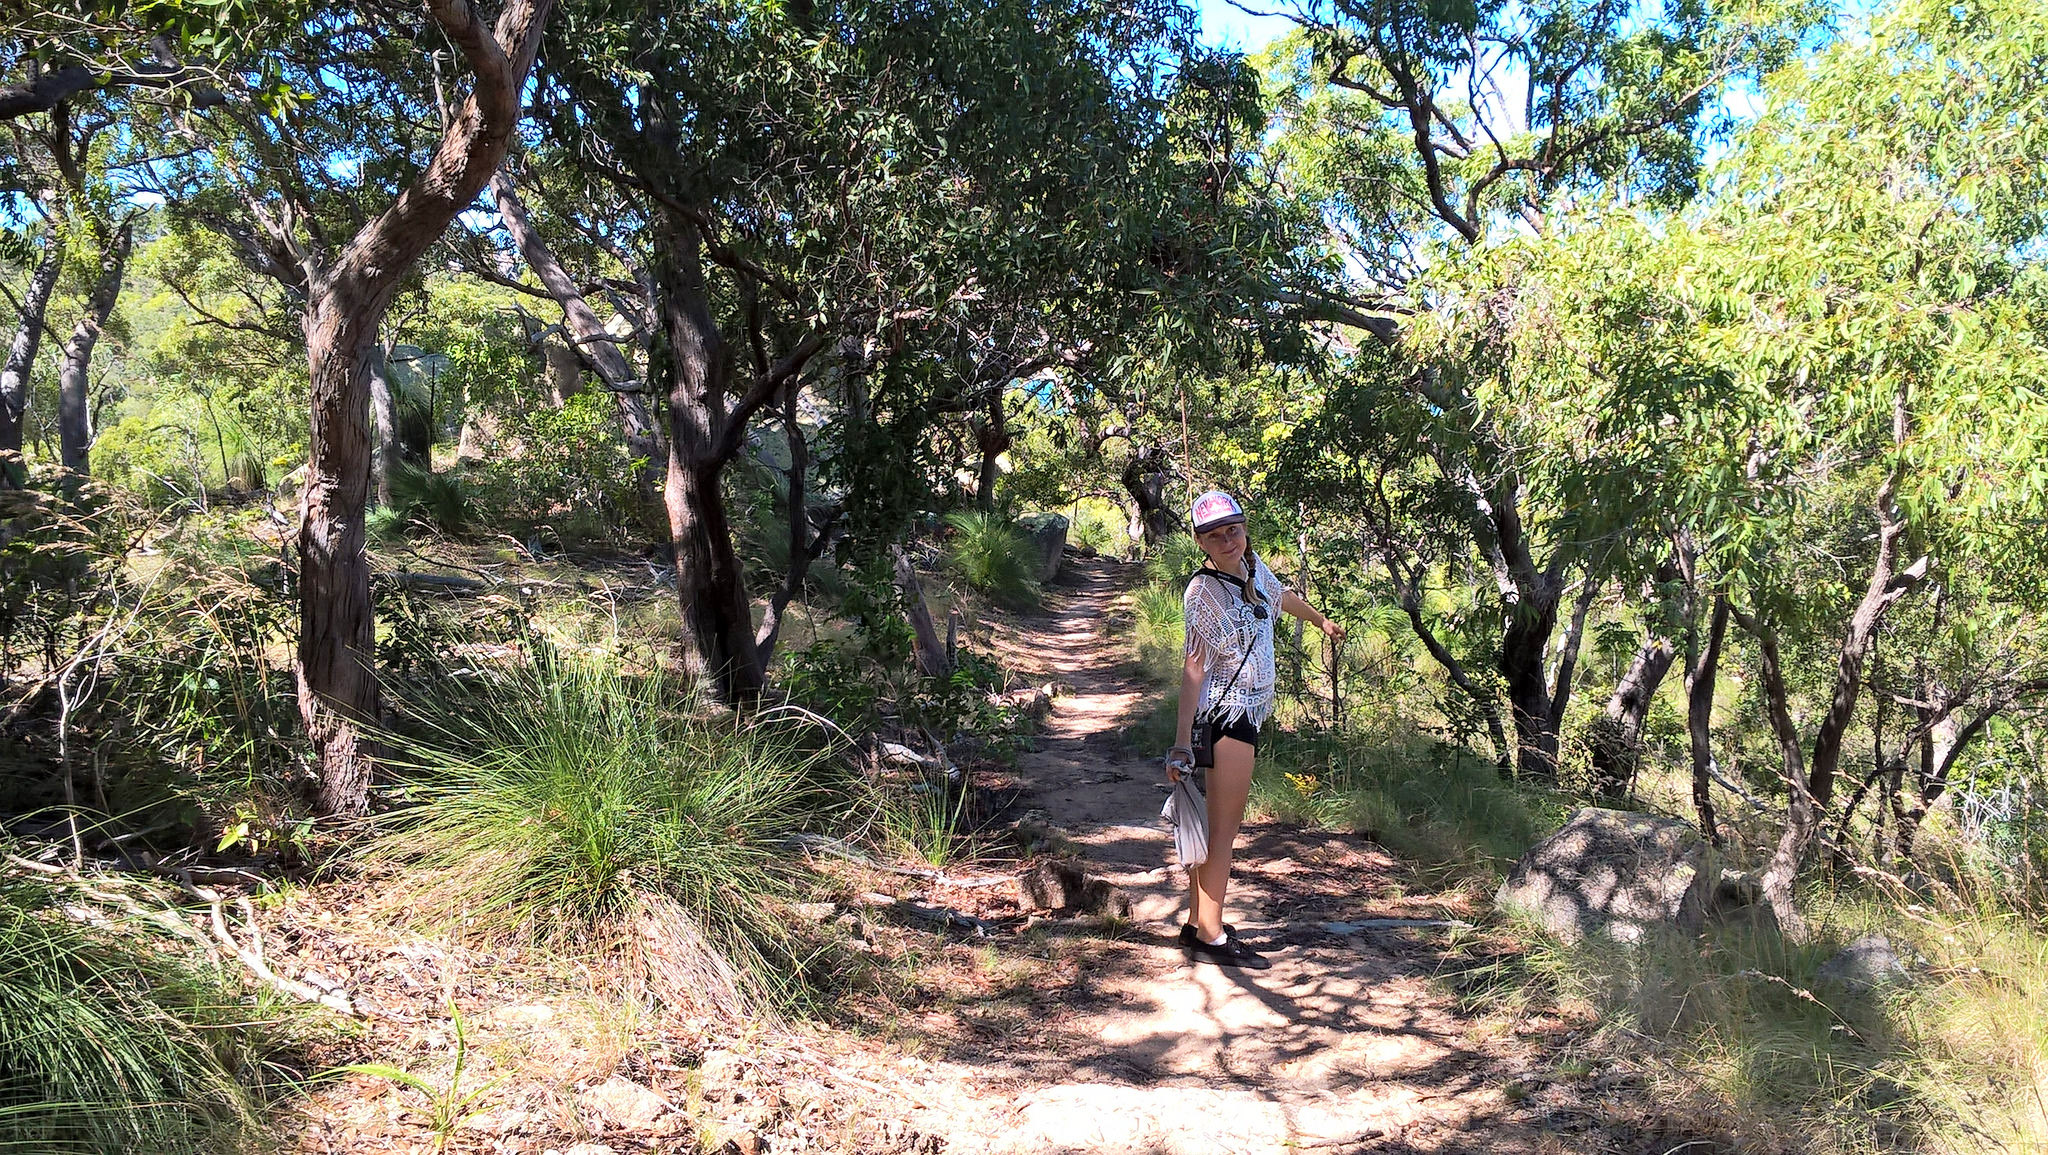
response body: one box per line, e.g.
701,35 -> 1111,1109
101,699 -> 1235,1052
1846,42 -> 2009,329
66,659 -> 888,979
1468,876 -> 2048,1154
365,652 -> 841,1008
0,875 -> 265,1155
943,511 -> 1041,611
1249,721 -> 1565,878
1131,585 -> 1185,685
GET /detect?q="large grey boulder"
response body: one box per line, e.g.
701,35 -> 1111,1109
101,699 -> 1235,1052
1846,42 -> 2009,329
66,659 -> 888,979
1816,933 -> 1910,991
1018,513 -> 1069,582
1496,807 -> 1713,943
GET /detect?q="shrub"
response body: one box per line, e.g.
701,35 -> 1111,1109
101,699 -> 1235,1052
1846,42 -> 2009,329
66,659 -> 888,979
0,875 -> 261,1154
1142,532 -> 1204,589
386,464 -> 475,537
1065,497 -> 1130,557
365,652 -> 840,1005
1132,585 -> 1186,685
943,510 -> 1040,610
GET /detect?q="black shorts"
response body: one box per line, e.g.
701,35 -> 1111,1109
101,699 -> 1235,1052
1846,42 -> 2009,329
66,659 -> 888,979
1214,716 -> 1261,751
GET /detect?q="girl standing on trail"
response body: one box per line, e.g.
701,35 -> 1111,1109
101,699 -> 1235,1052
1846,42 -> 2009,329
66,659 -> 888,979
1165,490 -> 1344,970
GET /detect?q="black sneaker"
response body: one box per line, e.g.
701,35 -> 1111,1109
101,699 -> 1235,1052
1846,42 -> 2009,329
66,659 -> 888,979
1178,924 -> 1271,970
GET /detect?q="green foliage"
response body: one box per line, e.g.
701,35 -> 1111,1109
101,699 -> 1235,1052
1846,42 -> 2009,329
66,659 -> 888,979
385,464 -> 475,538
474,392 -> 647,546
1141,533 -> 1203,589
1131,585 -> 1186,686
1250,722 -> 1566,877
0,468 -> 123,671
0,875 -> 261,1154
365,652 -> 839,991
81,539 -> 299,835
1064,499 -> 1130,558
335,1000 -> 496,1152
943,511 -> 1041,611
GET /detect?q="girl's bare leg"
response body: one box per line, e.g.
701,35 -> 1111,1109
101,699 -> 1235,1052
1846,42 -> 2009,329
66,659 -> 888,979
1187,736 -> 1256,941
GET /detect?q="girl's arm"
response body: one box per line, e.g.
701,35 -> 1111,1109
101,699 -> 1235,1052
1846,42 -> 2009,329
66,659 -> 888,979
1167,639 -> 1206,781
1280,589 -> 1345,641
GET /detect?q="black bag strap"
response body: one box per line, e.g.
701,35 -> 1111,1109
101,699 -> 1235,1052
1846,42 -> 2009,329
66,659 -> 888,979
1188,556 -> 1264,724
1199,639 -> 1258,726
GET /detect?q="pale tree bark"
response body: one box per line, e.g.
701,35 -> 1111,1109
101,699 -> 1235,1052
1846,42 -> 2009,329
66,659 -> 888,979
56,218 -> 133,476
0,230 -> 62,477
892,543 -> 951,677
490,170 -> 662,456
1734,606 -> 1815,939
295,0 -> 553,818
1120,446 -> 1178,545
368,340 -> 397,507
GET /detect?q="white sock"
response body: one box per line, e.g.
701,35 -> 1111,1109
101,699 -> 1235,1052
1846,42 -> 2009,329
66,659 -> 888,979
1205,930 -> 1229,946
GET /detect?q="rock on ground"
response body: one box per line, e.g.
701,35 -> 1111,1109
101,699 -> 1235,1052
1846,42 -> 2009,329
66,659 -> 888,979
1816,933 -> 1909,990
1496,807 -> 1713,943
576,1075 -> 674,1133
1018,513 -> 1069,583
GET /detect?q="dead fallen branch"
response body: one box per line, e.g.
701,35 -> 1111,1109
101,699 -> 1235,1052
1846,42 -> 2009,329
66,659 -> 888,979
192,885 -> 361,1018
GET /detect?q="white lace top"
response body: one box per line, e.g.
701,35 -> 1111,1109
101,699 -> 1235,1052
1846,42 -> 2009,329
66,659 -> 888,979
1183,558 -> 1284,727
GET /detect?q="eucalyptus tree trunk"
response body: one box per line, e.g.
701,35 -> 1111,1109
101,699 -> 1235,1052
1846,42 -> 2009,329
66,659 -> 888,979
1685,595 -> 1729,844
650,218 -> 766,702
972,389 -> 1009,513
56,219 -> 133,476
1120,447 -> 1177,545
0,232 -> 62,479
490,171 -> 663,458
295,0 -> 552,818
1739,479 -> 1927,937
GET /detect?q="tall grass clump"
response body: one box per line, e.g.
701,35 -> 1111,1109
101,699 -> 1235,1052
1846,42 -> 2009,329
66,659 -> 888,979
1475,869 -> 2048,1153
943,510 -> 1040,610
1142,532 -> 1204,589
386,464 -> 475,537
0,876 -> 260,1154
366,652 -> 840,1009
1132,585 -> 1186,685
1249,721 -> 1565,876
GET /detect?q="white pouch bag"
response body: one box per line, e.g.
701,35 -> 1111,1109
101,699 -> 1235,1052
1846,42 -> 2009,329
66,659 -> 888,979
1160,775 -> 1209,868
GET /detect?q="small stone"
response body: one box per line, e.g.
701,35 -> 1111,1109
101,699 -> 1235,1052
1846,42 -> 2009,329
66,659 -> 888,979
788,902 -> 837,922
1019,860 -> 1128,917
490,1003 -> 557,1027
577,1075 -> 673,1132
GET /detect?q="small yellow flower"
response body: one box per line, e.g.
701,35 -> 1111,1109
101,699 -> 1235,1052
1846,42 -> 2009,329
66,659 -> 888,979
1285,772 -> 1320,799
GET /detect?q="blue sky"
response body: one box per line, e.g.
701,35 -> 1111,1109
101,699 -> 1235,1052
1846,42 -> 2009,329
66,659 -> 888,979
1195,0 -> 1298,50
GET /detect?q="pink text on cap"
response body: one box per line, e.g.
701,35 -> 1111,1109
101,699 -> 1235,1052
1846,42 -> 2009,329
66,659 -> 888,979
1191,490 -> 1244,531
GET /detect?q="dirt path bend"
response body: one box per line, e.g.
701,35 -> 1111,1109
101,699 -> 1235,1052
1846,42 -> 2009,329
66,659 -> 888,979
895,557 -> 1694,1155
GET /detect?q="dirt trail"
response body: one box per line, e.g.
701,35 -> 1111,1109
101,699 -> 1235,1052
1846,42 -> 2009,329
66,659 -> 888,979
888,557 -> 1678,1155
